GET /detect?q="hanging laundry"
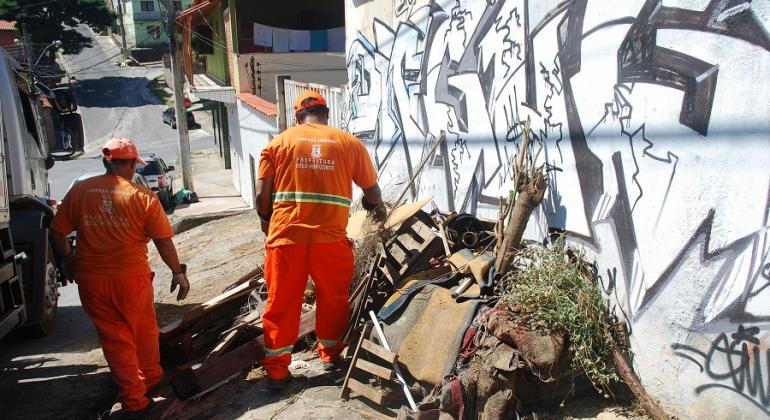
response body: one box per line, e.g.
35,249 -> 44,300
310,30 -> 327,51
327,27 -> 345,52
253,23 -> 273,47
273,27 -> 290,53
289,29 -> 311,52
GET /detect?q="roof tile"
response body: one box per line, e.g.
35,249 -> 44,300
0,20 -> 17,31
236,93 -> 277,117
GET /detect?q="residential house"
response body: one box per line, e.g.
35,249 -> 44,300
109,0 -> 193,50
177,0 -> 348,208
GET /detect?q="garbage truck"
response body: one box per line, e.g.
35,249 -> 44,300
0,47 -> 84,339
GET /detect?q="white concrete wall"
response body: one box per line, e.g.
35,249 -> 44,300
121,0 -> 137,46
226,102 -> 241,193
346,0 -> 770,418
232,99 -> 278,208
236,52 -> 348,101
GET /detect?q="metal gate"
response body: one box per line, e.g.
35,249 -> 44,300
281,79 -> 349,131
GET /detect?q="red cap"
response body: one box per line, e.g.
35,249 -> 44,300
102,138 -> 146,164
293,91 -> 327,112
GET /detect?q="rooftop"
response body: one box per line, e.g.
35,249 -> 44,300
0,20 -> 16,31
235,93 -> 277,117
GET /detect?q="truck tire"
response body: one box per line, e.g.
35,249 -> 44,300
23,247 -> 59,337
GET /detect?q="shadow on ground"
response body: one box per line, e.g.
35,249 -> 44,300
0,354 -> 114,420
72,76 -> 160,108
0,305 -> 102,359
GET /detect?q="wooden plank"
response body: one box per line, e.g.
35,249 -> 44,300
161,297 -> 246,345
205,329 -> 240,362
199,279 -> 260,312
340,323 -> 372,399
159,319 -> 183,336
347,378 -> 384,405
360,339 -> 398,364
222,266 -> 264,293
171,309 -> 317,401
355,358 -> 394,381
172,336 -> 263,400
160,280 -> 259,342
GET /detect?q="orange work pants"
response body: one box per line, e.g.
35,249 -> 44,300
78,273 -> 162,412
261,240 -> 354,380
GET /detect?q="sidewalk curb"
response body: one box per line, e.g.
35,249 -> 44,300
171,209 -> 253,235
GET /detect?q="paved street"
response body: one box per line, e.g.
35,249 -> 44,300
49,27 -> 212,200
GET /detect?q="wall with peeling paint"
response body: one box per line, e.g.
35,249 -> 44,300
344,0 -> 770,418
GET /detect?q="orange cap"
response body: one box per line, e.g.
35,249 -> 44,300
293,91 -> 327,112
102,138 -> 146,164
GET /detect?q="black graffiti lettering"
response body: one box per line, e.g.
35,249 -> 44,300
673,325 -> 770,415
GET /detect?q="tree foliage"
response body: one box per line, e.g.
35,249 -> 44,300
0,0 -> 115,55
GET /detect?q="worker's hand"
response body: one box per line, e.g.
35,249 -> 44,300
362,197 -> 387,224
369,202 -> 387,224
171,264 -> 190,301
61,250 -> 77,283
258,213 -> 271,236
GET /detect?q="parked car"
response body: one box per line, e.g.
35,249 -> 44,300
135,154 -> 175,209
162,107 -> 196,129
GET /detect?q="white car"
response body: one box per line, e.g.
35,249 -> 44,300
135,154 -> 175,209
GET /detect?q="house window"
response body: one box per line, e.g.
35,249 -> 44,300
173,1 -> 182,11
140,1 -> 155,12
147,25 -> 161,39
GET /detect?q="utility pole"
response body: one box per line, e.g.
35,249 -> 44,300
115,0 -> 129,63
164,0 -> 194,191
20,23 -> 48,155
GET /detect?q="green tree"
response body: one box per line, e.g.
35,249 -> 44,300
0,0 -> 115,55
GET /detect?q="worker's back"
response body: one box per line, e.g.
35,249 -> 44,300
53,175 -> 168,280
259,123 -> 376,246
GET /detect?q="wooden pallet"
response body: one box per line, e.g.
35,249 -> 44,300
340,323 -> 398,405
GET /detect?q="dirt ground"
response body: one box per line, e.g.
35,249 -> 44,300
149,211 -> 266,327
0,211 -> 648,419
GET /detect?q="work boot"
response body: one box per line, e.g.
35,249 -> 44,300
266,374 -> 294,393
108,398 -> 157,419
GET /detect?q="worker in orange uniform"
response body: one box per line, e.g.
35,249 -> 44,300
255,91 -> 385,391
50,138 -> 190,419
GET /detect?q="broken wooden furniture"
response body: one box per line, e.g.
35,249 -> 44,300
160,279 -> 263,362
340,321 -> 414,408
171,308 -> 317,400
376,210 -> 444,285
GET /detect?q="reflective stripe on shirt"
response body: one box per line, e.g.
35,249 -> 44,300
272,191 -> 351,208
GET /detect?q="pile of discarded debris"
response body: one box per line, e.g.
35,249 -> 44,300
158,127 -> 666,419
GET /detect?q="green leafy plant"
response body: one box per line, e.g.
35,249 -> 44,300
499,243 -> 619,394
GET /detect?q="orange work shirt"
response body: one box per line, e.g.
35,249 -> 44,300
258,123 -> 377,246
51,175 -> 173,280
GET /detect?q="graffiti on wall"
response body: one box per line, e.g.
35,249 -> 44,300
672,325 -> 770,415
347,0 -> 770,414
